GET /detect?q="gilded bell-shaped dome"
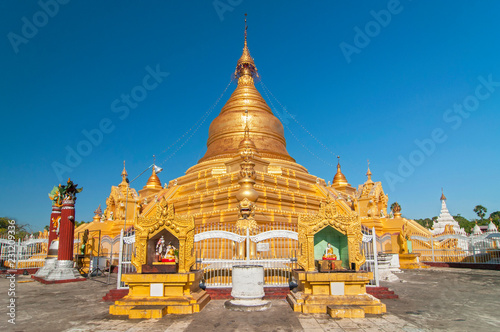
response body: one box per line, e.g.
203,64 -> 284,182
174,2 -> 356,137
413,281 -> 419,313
198,29 -> 294,163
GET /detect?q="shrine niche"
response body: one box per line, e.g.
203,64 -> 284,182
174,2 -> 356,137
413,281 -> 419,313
132,198 -> 195,274
314,226 -> 349,269
297,197 -> 365,272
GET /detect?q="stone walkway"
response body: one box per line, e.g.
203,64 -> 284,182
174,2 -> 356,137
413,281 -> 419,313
1,267 -> 498,331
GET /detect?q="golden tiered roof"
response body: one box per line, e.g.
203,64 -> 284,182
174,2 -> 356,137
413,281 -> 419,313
198,25 -> 294,164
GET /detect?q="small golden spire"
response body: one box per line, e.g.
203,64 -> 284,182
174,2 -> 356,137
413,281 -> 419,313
440,188 -> 446,201
332,156 -> 349,187
244,13 -> 247,46
121,160 -> 128,183
366,159 -> 373,183
144,166 -> 162,189
235,14 -> 258,82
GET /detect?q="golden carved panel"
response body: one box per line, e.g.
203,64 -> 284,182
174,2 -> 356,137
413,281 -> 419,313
132,199 -> 195,274
297,199 -> 365,272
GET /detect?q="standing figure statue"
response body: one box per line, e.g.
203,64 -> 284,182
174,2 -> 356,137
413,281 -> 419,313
156,236 -> 165,261
398,224 -> 409,254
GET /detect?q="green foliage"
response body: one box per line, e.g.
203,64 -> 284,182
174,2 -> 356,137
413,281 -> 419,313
489,211 -> 500,228
414,217 -> 436,229
454,214 -> 474,234
0,217 -> 31,239
473,205 -> 487,220
75,220 -> 88,228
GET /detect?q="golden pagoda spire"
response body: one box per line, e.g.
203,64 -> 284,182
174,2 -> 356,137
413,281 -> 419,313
121,160 -> 128,184
235,13 -> 259,85
198,15 -> 294,164
144,156 -> 162,189
332,156 -> 349,187
440,188 -> 446,201
366,159 -> 374,184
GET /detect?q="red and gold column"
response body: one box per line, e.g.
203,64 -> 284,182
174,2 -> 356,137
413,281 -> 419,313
48,205 -> 61,249
58,198 -> 75,262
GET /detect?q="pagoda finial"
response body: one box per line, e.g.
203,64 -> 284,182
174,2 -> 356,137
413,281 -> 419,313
440,188 -> 447,201
332,155 -> 349,187
235,14 -> 258,83
366,159 -> 373,182
121,160 -> 128,182
244,13 -> 248,46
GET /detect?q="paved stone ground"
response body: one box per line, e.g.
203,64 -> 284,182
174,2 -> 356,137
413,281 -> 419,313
0,267 -> 498,331
382,267 -> 500,331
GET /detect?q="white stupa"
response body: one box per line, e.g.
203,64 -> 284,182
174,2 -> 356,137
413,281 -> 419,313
431,190 -> 466,235
472,223 -> 483,236
487,221 -> 498,233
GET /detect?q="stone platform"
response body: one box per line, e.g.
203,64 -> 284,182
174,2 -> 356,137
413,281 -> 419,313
2,267 -> 500,331
109,270 -> 210,319
287,270 -> 386,318
399,253 -> 430,269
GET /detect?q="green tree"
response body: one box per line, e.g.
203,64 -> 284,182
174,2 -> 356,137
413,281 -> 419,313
454,214 -> 473,234
473,205 -> 487,221
489,211 -> 500,228
75,220 -> 88,228
414,217 -> 435,230
0,217 -> 31,239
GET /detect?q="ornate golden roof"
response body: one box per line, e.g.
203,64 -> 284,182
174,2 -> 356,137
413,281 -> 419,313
144,167 -> 162,189
332,158 -> 349,187
198,21 -> 294,163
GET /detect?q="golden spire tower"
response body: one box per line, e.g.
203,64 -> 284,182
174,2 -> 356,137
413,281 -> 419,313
198,16 -> 294,164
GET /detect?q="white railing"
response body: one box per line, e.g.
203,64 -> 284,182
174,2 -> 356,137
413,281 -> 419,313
411,232 -> 500,264
0,236 -> 48,270
360,226 -> 380,286
195,222 -> 298,287
116,227 -> 137,289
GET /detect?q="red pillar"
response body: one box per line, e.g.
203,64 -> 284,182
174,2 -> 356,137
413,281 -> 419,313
58,198 -> 75,261
48,205 -> 61,250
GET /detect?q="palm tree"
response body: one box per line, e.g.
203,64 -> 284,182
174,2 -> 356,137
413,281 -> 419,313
473,205 -> 487,221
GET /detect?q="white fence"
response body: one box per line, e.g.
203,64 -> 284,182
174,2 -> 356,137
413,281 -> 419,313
411,231 -> 500,264
117,227 -> 137,289
0,235 -> 48,270
360,226 -> 380,286
194,222 -> 298,287
115,223 -> 384,288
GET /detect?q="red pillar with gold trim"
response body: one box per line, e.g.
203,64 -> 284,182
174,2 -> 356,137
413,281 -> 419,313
58,198 -> 75,261
48,205 -> 61,249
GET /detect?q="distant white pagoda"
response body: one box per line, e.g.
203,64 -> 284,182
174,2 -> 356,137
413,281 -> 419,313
431,190 -> 466,235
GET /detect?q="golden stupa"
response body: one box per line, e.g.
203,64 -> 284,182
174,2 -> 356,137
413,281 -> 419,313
76,22 -> 432,271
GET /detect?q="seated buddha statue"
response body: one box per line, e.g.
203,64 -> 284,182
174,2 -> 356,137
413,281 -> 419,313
322,243 -> 337,260
164,242 -> 177,262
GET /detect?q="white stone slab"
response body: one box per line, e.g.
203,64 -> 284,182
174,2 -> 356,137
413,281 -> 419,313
330,282 -> 344,296
150,283 -> 164,297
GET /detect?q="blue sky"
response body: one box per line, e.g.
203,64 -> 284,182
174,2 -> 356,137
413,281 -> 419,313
1,0 -> 499,231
